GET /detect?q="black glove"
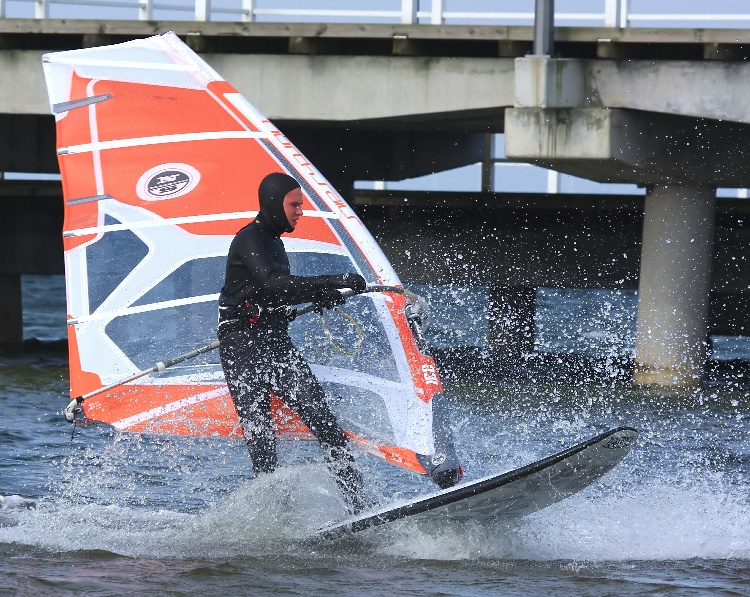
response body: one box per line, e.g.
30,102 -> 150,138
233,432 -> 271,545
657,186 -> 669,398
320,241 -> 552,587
312,288 -> 346,314
343,273 -> 367,294
327,272 -> 367,294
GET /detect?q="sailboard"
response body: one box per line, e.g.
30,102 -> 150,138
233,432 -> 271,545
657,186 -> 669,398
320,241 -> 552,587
316,427 -> 638,540
42,32 -> 458,484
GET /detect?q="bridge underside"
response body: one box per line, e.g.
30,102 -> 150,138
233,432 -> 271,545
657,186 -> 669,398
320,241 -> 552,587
2,22 -> 750,387
3,176 -> 750,362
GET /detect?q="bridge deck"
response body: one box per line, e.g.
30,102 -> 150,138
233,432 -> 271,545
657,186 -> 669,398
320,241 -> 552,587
3,18 -> 750,60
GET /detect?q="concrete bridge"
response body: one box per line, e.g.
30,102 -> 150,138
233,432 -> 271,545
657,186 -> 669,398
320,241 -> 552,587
2,18 -> 750,388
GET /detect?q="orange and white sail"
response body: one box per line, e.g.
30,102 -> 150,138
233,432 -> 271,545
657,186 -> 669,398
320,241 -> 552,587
42,32 -> 458,481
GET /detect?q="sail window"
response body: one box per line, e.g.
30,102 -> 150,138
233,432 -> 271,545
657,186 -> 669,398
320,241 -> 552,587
324,383 -> 396,445
105,301 -> 220,372
287,251 -> 352,278
86,215 -> 148,313
288,251 -> 400,382
132,256 -> 224,307
291,294 -> 400,383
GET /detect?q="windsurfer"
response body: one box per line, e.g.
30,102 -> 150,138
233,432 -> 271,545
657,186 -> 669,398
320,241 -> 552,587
217,172 -> 368,513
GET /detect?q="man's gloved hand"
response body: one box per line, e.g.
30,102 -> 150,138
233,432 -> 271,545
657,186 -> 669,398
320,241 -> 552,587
328,272 -> 367,294
312,288 -> 346,314
342,273 -> 367,294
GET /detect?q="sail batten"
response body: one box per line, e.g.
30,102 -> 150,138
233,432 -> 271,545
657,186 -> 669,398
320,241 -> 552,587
63,210 -> 339,237
52,93 -> 113,114
44,56 -> 203,72
59,130 -> 269,155
66,194 -> 115,206
44,31 -> 453,479
68,292 -> 221,325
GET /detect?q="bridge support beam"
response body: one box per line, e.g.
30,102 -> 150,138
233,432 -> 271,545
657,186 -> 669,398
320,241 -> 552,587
633,185 -> 716,389
0,273 -> 23,349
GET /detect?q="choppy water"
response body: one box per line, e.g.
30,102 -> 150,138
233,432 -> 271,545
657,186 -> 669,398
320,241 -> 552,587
2,276 -> 750,596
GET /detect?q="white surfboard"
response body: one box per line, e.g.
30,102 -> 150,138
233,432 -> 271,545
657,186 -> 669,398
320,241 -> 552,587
316,427 -> 638,539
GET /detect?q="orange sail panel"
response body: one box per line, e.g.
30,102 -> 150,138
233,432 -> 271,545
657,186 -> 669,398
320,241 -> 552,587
42,32 -> 449,476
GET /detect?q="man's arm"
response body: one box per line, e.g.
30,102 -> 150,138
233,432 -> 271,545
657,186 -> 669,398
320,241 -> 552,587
236,229 -> 365,304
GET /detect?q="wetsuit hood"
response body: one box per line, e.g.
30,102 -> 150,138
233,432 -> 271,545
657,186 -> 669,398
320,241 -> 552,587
257,172 -> 301,236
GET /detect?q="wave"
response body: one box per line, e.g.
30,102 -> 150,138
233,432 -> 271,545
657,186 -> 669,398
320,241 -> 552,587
1,460 -> 749,562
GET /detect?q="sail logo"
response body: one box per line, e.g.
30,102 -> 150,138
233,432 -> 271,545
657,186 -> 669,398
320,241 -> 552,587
421,364 -> 439,385
137,163 -> 201,201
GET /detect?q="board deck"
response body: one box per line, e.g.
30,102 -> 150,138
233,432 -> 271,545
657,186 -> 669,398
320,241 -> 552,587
316,426 -> 638,539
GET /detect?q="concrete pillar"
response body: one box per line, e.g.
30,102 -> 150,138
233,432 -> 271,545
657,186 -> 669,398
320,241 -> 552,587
0,273 -> 23,349
481,134 -> 495,193
633,185 -> 716,388
488,286 -> 536,364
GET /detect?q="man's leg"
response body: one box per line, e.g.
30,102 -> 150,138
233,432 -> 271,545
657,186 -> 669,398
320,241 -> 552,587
219,329 -> 277,475
273,345 -> 366,512
320,444 -> 367,514
235,388 -> 277,475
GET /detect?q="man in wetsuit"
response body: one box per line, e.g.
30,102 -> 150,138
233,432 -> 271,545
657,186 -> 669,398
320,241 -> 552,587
218,172 -> 368,512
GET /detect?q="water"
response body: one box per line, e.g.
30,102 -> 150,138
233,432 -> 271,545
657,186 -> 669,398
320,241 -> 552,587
2,276 -> 750,595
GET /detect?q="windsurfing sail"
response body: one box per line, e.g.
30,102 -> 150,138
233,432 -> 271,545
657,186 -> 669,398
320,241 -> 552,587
42,32 -> 459,485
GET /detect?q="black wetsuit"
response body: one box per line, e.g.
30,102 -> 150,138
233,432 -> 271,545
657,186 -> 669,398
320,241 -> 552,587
217,173 -> 364,510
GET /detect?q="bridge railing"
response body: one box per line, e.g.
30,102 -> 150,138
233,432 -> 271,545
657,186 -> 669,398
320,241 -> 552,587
2,0 -> 750,28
